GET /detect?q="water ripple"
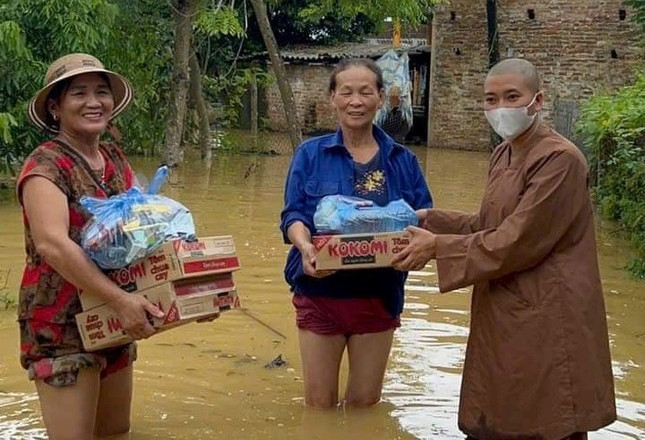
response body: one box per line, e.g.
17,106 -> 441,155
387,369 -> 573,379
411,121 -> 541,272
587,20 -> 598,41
384,304 -> 645,440
0,392 -> 46,440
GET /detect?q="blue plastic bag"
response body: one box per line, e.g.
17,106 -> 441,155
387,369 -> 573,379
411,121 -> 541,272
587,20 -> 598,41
313,195 -> 418,234
80,166 -> 196,269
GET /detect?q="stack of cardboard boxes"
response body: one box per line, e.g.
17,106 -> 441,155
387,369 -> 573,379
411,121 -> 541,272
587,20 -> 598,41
75,236 -> 241,351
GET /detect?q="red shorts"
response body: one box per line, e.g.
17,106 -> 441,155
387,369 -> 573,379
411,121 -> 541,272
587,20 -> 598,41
20,319 -> 136,387
292,294 -> 400,336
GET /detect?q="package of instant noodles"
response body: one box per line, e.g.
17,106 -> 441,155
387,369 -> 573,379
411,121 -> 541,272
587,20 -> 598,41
80,166 -> 196,269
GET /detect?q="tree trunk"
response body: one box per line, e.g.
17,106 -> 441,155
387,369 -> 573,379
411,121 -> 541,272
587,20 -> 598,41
189,49 -> 212,161
248,0 -> 302,152
163,0 -> 199,167
250,73 -> 258,151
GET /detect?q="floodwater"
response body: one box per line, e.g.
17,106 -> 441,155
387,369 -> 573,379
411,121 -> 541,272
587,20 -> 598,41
0,144 -> 642,440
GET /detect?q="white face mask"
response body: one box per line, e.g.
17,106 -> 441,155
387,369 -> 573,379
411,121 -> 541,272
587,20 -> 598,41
484,94 -> 539,141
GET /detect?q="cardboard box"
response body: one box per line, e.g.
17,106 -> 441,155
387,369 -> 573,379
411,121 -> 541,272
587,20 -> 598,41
312,231 -> 409,270
173,273 -> 236,297
76,276 -> 240,351
80,236 -> 241,310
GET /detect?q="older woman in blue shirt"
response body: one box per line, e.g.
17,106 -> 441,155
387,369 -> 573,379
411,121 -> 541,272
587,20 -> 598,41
280,58 -> 432,409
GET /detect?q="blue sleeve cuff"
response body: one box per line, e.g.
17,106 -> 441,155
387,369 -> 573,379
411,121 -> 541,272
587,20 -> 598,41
281,212 -> 313,244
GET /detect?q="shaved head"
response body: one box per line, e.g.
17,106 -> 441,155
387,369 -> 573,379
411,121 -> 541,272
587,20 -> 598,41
487,58 -> 540,93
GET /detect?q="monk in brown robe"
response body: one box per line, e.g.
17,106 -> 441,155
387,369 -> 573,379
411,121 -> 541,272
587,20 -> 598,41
392,58 -> 616,440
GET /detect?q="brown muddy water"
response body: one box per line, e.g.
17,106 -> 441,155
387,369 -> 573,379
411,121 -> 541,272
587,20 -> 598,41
0,146 -> 643,440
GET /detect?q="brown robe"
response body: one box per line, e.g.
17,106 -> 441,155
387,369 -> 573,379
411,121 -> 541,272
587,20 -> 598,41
426,123 -> 616,440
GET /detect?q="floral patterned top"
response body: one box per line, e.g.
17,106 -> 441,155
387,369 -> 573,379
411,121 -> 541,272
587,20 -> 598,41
16,140 -> 135,324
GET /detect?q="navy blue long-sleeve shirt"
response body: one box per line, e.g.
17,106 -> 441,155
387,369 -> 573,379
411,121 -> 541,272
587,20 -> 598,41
279,125 -> 432,317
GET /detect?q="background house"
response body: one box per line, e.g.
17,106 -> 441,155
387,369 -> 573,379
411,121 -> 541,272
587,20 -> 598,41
246,0 -> 642,151
253,40 -> 431,144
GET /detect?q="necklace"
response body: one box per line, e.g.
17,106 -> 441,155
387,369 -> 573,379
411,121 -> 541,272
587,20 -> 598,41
56,135 -> 103,167
92,152 -> 106,183
52,138 -> 112,195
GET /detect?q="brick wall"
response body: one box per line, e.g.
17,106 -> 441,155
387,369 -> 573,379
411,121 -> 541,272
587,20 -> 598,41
428,4 -> 491,150
428,0 -> 643,150
265,63 -> 337,134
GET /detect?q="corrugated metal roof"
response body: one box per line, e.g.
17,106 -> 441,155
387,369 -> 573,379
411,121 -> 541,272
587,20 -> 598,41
243,40 -> 430,63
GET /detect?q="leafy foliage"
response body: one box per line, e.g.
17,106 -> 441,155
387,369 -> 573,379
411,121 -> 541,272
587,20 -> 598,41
256,0 -> 375,45
625,0 -> 645,35
1,0 -> 118,168
0,269 -> 15,310
576,72 -> 645,278
0,112 -> 18,175
202,67 -> 274,129
104,0 -> 175,156
0,0 -> 173,161
250,0 -> 443,46
0,289 -> 16,310
196,5 -> 245,38
1,0 -> 444,167
293,0 -> 437,27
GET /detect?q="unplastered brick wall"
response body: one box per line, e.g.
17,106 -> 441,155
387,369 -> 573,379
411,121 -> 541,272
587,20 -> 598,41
428,3 -> 491,150
265,63 -> 337,134
498,1 -> 642,121
429,0 -> 643,151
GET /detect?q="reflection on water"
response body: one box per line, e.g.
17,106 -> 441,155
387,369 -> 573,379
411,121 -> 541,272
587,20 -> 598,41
0,392 -> 46,440
383,270 -> 645,440
385,317 -> 466,440
0,142 -> 642,439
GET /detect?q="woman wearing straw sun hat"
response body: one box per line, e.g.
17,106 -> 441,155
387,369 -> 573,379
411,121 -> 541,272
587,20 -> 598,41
17,53 -> 164,439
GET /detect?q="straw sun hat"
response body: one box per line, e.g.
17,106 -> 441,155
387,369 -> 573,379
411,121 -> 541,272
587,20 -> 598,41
27,53 -> 133,133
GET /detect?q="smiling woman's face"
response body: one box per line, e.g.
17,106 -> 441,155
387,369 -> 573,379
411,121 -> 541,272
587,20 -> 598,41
49,72 -> 115,137
330,66 -> 384,132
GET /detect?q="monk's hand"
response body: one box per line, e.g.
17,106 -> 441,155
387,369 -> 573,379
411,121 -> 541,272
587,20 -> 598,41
391,226 -> 437,271
300,242 -> 336,278
416,208 -> 429,230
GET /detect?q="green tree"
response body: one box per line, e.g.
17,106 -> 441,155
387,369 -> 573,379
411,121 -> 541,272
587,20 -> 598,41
250,0 -> 302,151
0,0 -> 172,162
253,0 -> 441,46
185,2 -> 246,161
0,0 -> 119,170
163,0 -> 201,167
105,0 -> 174,156
576,72 -> 645,278
625,0 -> 645,34
1,0 -> 444,173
